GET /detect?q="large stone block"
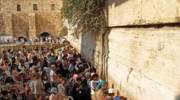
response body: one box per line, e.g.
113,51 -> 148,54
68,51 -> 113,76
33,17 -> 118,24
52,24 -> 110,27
0,14 -> 5,34
108,0 -> 180,26
108,28 -> 180,100
28,13 -> 36,38
12,13 -> 29,38
4,13 -> 13,35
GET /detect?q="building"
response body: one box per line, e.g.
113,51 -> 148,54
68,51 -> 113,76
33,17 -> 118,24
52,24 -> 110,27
0,0 -> 63,39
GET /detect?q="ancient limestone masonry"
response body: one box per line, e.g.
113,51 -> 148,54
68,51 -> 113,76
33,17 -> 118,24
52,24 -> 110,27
0,0 -> 63,38
0,14 -> 5,34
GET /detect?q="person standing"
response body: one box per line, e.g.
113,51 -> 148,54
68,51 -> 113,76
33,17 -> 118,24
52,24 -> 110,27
29,69 -> 45,100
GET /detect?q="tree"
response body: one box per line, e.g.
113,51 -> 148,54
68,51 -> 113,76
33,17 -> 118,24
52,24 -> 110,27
61,0 -> 107,34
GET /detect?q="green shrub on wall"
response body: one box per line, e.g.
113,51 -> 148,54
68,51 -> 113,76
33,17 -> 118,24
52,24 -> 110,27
61,0 -> 107,34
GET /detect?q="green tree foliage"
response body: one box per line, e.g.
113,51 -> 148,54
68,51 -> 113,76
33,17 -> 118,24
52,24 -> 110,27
61,0 -> 106,33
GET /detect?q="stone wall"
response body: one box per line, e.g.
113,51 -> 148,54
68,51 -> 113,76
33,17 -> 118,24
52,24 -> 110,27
0,0 -> 62,38
4,13 -> 13,36
66,30 -> 103,72
28,13 -> 36,39
66,34 -> 82,53
80,32 -> 97,64
108,0 -> 180,26
13,13 -> 29,37
108,27 -> 180,100
107,0 -> 180,100
36,12 -> 62,37
0,0 -> 62,13
0,14 -> 5,34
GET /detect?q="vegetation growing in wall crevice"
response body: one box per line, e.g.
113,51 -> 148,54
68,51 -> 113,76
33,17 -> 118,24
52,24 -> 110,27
61,0 -> 107,34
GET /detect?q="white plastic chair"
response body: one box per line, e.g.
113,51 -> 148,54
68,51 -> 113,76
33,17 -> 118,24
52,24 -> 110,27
64,96 -> 73,100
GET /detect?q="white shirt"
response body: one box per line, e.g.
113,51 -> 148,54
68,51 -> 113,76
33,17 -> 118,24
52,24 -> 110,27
50,69 -> 55,82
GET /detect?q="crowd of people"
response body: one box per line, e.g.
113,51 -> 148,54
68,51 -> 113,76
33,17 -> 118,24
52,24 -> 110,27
0,41 -> 125,100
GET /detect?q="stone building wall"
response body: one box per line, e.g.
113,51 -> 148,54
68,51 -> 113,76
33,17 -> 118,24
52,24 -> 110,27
0,0 -> 62,13
108,28 -> 180,100
108,0 -> 180,26
12,13 -> 29,37
66,30 -> 103,74
107,0 -> 180,100
4,13 -> 13,36
0,0 -> 62,38
36,12 -> 62,37
0,14 -> 5,34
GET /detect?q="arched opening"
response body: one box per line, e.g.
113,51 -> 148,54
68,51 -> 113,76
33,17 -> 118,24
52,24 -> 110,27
40,32 -> 50,42
18,37 -> 27,43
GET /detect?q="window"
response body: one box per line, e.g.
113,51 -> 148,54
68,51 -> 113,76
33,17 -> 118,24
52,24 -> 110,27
51,4 -> 55,11
33,4 -> 38,11
17,4 -> 21,11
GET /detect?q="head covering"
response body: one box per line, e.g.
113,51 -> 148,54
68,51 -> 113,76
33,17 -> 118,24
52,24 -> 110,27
85,72 -> 91,79
50,87 -> 58,94
113,96 -> 122,100
60,47 -> 64,52
96,80 -> 106,89
72,74 -> 78,80
108,88 -> 115,94
91,73 -> 95,78
5,76 -> 14,84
